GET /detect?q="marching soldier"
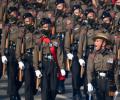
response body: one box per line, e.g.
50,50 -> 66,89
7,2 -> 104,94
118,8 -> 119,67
0,0 -> 8,78
54,0 -> 67,94
99,10 -> 115,51
1,6 -> 21,100
113,18 -> 120,79
16,13 -> 37,100
64,4 -> 87,100
87,33 -> 120,100
36,17 -> 65,100
78,8 -> 99,100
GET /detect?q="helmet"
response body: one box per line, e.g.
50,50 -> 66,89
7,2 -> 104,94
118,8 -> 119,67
93,33 -> 110,43
40,18 -> 51,26
23,13 -> 34,19
7,7 -> 17,14
56,0 -> 65,5
101,11 -> 112,20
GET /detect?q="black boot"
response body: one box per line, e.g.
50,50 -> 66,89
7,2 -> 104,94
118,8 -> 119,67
57,80 -> 65,94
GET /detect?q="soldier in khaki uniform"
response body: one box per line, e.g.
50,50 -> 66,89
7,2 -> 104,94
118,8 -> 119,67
77,8 -> 99,100
16,13 -> 37,100
87,33 -> 120,100
34,17 -> 65,100
64,5 -> 87,100
0,0 -> 8,78
113,19 -> 120,80
54,0 -> 67,94
1,7 -> 21,100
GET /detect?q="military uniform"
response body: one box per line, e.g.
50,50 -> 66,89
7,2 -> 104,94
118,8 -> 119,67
34,18 -> 64,100
87,33 -> 120,100
16,13 -> 37,100
0,0 -> 8,78
64,5 -> 87,99
54,0 -> 67,94
1,7 -> 21,100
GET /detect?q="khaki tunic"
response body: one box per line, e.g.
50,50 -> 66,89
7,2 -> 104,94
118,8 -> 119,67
87,50 -> 120,90
1,25 -> 20,56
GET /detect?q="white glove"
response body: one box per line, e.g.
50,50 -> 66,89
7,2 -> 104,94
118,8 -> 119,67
79,59 -> 85,66
88,83 -> 93,92
60,69 -> 66,76
53,41 -> 58,47
35,70 -> 42,78
115,91 -> 119,96
2,56 -> 7,64
67,53 -> 73,60
18,61 -> 25,70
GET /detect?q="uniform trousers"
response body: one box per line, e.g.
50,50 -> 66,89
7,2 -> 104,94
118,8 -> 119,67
41,59 -> 57,100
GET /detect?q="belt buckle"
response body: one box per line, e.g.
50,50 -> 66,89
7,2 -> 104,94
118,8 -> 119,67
99,72 -> 106,77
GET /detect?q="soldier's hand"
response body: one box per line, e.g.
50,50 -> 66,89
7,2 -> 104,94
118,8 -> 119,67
1,56 -> 7,64
79,59 -> 85,66
60,69 -> 66,76
18,61 -> 25,70
35,70 -> 42,78
53,41 -> 58,47
67,53 -> 73,60
87,83 -> 93,93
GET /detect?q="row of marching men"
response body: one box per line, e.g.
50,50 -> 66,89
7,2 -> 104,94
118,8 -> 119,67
0,0 -> 120,100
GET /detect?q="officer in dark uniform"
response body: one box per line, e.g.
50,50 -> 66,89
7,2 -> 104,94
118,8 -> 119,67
87,33 -> 120,100
36,17 -> 65,100
1,6 -> 21,100
16,13 -> 37,100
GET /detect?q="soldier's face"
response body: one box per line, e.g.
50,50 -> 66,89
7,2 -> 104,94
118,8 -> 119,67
94,39 -> 105,50
103,17 -> 111,24
10,11 -> 17,18
24,17 -> 33,25
87,12 -> 95,19
74,9 -> 81,16
42,24 -> 49,30
56,3 -> 64,10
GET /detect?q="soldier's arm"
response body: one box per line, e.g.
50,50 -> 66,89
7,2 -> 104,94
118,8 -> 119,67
77,27 -> 87,59
87,53 -> 95,83
16,28 -> 24,61
33,45 -> 40,70
1,26 -> 8,56
33,34 -> 42,70
114,56 -> 120,91
64,30 -> 71,54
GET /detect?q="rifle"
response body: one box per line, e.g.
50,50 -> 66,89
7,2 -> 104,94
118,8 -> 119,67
66,58 -> 71,71
80,65 -> 84,78
18,38 -> 24,82
36,47 -> 42,89
66,30 -> 73,71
